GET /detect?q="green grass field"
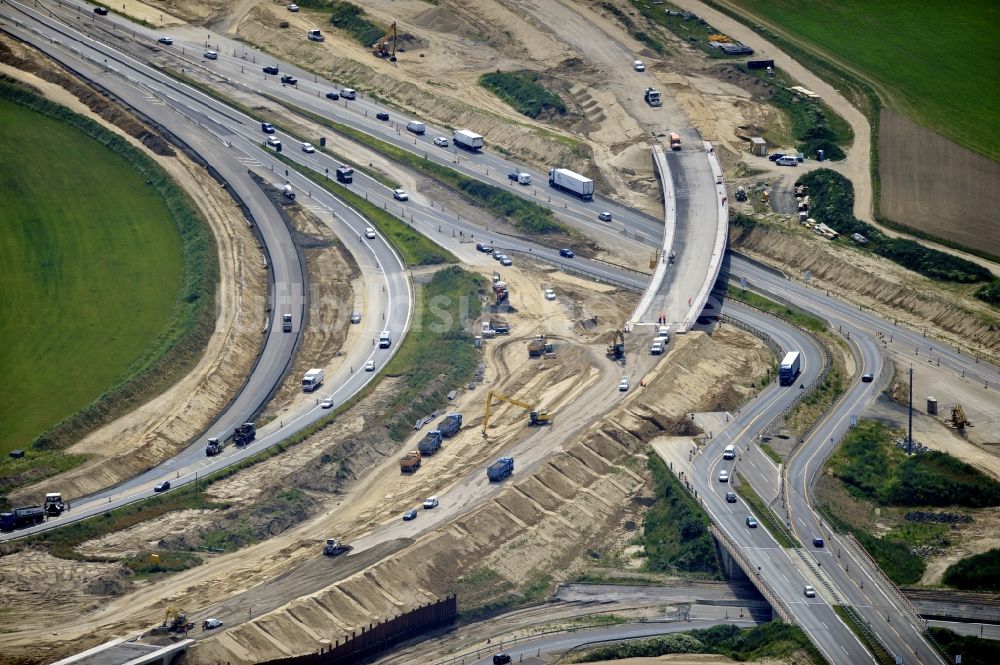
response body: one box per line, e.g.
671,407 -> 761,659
732,0 -> 1000,160
0,99 -> 183,453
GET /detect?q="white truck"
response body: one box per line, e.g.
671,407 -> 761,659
302,368 -> 324,392
379,330 -> 392,348
644,87 -> 662,106
548,168 -> 594,200
307,29 -> 325,42
453,129 -> 484,151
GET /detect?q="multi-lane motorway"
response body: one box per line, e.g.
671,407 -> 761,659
4,2 -> 1000,663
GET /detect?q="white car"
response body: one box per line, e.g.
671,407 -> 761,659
803,585 -> 816,598
598,211 -> 612,222
633,60 -> 645,72
718,469 -> 730,483
287,3 -> 299,11
393,189 -> 409,201
423,496 -> 439,509
158,37 -> 174,45
364,227 -> 376,239
266,136 -> 281,148
544,288 -> 556,301
203,618 -> 223,630
364,360 -> 376,372
320,398 -> 333,409
618,377 -> 630,391
433,136 -> 449,147
204,50 -> 218,60
301,142 -> 315,153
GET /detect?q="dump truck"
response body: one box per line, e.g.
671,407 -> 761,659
323,538 -> 353,556
233,422 -> 256,446
44,493 -> 65,517
282,313 -> 292,332
302,368 -> 324,392
644,87 -> 662,106
493,280 -> 509,303
491,318 -> 511,335
487,457 -> 514,482
669,132 -> 682,150
548,168 -> 594,200
400,450 -> 422,473
527,335 -> 551,357
437,413 -> 462,438
779,351 -> 801,386
453,129 -> 484,151
0,506 -> 45,531
418,430 -> 443,456
205,437 -> 225,456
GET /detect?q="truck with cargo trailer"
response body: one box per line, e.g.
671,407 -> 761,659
548,168 -> 594,200
399,450 -> 421,473
418,430 -> 443,456
233,422 -> 256,446
0,506 -> 45,531
437,413 -> 462,438
487,457 -> 514,482
44,493 -> 66,517
453,129 -> 484,151
302,368 -> 324,392
779,351 -> 801,386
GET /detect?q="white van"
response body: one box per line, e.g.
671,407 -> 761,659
723,445 -> 736,460
776,156 -> 798,167
650,341 -> 664,355
378,330 -> 391,348
406,121 -> 426,134
340,88 -> 357,100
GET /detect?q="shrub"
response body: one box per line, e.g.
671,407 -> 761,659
974,280 -> 1000,306
479,70 -> 566,119
327,1 -> 384,47
942,549 -> 1000,592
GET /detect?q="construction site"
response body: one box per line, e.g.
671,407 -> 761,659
1,1 -> 999,665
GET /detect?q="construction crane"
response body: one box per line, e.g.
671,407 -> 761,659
606,329 -> 625,360
372,22 -> 397,61
482,390 -> 551,436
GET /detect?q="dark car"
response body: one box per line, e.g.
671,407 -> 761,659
493,654 -> 512,665
94,6 -> 109,15
476,242 -> 493,253
559,248 -> 575,258
403,508 -> 417,521
154,481 -> 171,492
280,74 -> 298,85
261,122 -> 275,134
325,91 -> 340,100
376,112 -> 389,121
861,373 -> 874,382
813,536 -> 825,547
725,491 -> 737,503
508,171 -> 520,181
263,65 -> 279,75
768,153 -> 785,162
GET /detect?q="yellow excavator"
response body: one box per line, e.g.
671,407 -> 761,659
372,22 -> 397,61
482,390 -> 551,436
163,607 -> 194,633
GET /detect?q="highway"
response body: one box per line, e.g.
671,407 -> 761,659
5,3 -> 1000,663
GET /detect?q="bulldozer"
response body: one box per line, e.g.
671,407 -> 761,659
323,538 -> 353,556
606,329 -> 625,360
482,390 -> 551,437
372,22 -> 397,61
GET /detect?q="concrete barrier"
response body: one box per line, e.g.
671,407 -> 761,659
680,142 -> 728,332
628,144 -> 676,326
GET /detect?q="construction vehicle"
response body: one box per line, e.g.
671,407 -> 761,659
372,22 -> 397,61
607,329 -> 625,360
233,422 -> 256,446
527,334 -> 553,357
400,450 -> 421,473
950,404 -> 971,431
490,318 -> 511,335
493,280 -> 509,304
205,437 -> 225,456
418,430 -> 443,456
669,132 -> 682,150
163,608 -> 195,633
0,505 -> 45,531
282,184 -> 295,200
323,538 -> 353,556
644,87 -> 662,107
437,413 -> 463,437
482,390 -> 551,436
44,492 -> 65,517
487,457 -> 514,482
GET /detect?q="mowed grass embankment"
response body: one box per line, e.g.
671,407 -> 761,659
730,0 -> 1000,160
0,98 -> 183,453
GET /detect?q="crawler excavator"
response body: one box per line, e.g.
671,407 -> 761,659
482,390 -> 551,437
372,22 -> 397,61
607,329 -> 625,360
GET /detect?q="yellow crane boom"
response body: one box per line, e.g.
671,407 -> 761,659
482,390 -> 551,436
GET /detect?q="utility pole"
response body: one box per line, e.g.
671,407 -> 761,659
908,365 -> 914,455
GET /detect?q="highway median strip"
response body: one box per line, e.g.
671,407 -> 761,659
832,605 -> 895,665
735,473 -> 799,548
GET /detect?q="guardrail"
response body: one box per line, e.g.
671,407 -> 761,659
680,143 -> 728,332
708,524 -> 796,624
628,144 -> 676,325
843,534 -> 928,631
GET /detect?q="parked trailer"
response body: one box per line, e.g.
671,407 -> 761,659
453,129 -> 484,151
487,457 -> 514,482
437,413 -> 462,438
779,351 -> 801,386
418,430 -> 443,455
548,168 -> 594,200
0,506 -> 45,532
